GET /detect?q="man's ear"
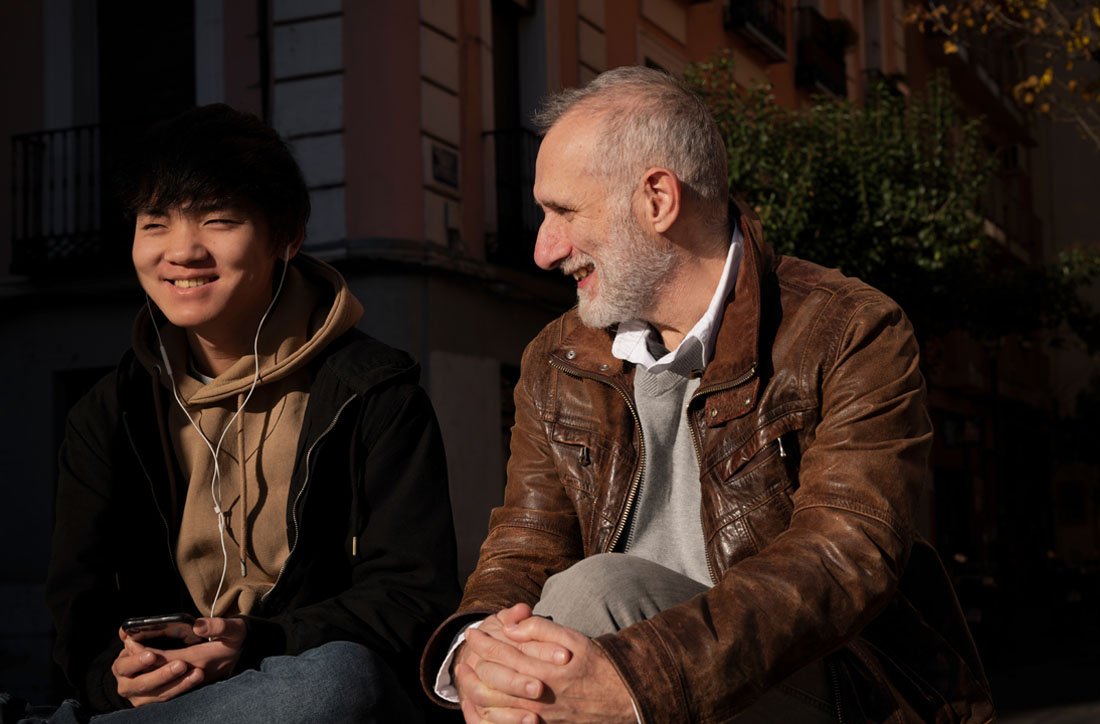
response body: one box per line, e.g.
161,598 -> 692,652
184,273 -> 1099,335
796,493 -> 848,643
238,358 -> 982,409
283,230 -> 305,261
639,167 -> 681,234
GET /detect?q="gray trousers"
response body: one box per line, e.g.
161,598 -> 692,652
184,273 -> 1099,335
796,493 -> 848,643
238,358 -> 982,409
532,553 -> 837,723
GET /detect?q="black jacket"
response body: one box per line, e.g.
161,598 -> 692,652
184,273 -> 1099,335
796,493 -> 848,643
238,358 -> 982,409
46,328 -> 460,713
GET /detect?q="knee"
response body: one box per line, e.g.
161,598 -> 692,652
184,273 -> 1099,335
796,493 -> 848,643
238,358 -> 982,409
296,641 -> 378,679
535,554 -> 649,632
540,553 -> 649,604
287,642 -> 389,717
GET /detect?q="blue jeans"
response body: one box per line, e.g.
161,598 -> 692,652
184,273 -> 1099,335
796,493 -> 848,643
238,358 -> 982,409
10,641 -> 423,724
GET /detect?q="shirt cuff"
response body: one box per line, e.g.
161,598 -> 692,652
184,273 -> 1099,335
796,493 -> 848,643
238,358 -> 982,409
433,619 -> 484,702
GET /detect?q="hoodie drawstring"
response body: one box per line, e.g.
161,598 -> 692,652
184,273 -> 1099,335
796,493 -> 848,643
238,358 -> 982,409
236,391 -> 248,578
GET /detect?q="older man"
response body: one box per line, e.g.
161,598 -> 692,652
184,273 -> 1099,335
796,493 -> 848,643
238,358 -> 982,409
421,67 -> 993,724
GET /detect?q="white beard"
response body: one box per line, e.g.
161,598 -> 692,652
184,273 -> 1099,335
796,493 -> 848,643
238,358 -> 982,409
574,203 -> 677,329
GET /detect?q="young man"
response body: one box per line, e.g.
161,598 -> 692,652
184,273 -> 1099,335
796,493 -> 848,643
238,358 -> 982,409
40,105 -> 459,722
420,67 -> 993,723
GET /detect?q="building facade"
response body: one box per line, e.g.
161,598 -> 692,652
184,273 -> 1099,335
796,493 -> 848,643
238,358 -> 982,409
2,0 -> 1094,704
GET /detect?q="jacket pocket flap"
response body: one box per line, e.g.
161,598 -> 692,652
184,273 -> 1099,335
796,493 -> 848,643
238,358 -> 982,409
707,408 -> 813,482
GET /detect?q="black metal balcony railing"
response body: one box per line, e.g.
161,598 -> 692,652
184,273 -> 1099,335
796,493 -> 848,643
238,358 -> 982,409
486,128 -> 542,270
725,0 -> 788,63
10,124 -> 107,275
795,6 -> 848,97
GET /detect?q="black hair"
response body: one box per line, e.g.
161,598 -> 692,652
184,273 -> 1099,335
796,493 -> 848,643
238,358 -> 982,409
118,104 -> 310,249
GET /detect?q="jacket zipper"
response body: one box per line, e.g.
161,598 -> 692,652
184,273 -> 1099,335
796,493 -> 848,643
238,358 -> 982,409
827,657 -> 845,724
548,358 -> 645,553
262,394 -> 358,603
122,412 -> 178,576
685,364 -> 757,584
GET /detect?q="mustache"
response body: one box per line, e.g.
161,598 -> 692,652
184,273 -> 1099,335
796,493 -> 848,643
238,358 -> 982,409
560,253 -> 595,275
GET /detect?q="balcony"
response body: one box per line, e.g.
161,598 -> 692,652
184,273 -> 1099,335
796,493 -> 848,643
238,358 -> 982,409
10,124 -> 127,276
725,0 -> 788,63
794,6 -> 848,97
485,128 -> 542,271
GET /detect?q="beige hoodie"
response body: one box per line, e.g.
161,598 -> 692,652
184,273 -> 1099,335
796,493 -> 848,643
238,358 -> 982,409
132,255 -> 363,617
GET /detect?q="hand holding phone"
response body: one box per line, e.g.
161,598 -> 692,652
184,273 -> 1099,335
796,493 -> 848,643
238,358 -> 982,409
121,613 -> 202,650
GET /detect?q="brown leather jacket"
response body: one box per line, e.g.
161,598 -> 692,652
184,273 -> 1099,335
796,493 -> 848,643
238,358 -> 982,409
422,207 -> 994,723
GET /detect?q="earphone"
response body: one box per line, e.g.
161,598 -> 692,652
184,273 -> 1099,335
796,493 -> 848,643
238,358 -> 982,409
147,247 -> 292,616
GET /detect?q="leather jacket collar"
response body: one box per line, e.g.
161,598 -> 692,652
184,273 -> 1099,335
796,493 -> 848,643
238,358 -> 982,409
549,199 -> 773,426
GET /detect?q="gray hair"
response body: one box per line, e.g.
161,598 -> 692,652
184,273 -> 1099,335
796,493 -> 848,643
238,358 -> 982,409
533,66 -> 728,230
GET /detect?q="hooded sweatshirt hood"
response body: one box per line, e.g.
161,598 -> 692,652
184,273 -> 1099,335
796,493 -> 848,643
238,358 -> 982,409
133,254 -> 363,400
132,254 -> 362,617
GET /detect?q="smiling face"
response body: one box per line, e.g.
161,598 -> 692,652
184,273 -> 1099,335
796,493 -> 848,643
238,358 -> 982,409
533,112 -> 676,329
132,204 -> 284,351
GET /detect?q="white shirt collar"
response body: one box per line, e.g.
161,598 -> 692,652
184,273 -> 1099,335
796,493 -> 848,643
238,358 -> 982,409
611,222 -> 744,374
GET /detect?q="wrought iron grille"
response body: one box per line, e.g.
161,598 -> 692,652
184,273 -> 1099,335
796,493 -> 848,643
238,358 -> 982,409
10,124 -> 111,274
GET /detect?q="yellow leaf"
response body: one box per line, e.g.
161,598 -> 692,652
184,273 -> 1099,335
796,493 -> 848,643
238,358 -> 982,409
1040,103 -> 1050,113
1026,74 -> 1039,87
1020,8 -> 1030,18
1040,66 -> 1053,87
944,40 -> 959,54
1066,60 -> 1074,70
1024,91 -> 1035,104
1094,7 -> 1100,27
1068,79 -> 1078,91
966,17 -> 975,26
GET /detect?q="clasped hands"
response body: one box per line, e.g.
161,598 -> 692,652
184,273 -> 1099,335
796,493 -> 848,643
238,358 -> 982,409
453,603 -> 635,724
112,617 -> 246,707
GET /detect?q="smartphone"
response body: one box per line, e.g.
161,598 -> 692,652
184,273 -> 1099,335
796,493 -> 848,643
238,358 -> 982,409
121,613 -> 200,649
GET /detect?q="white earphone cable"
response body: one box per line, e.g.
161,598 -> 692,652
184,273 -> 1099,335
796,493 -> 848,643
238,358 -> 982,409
146,250 -> 292,617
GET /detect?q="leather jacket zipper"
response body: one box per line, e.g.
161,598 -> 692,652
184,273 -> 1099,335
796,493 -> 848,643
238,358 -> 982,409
123,412 -> 178,576
827,657 -> 845,724
548,358 -> 645,553
686,364 -> 757,584
262,394 -> 358,603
